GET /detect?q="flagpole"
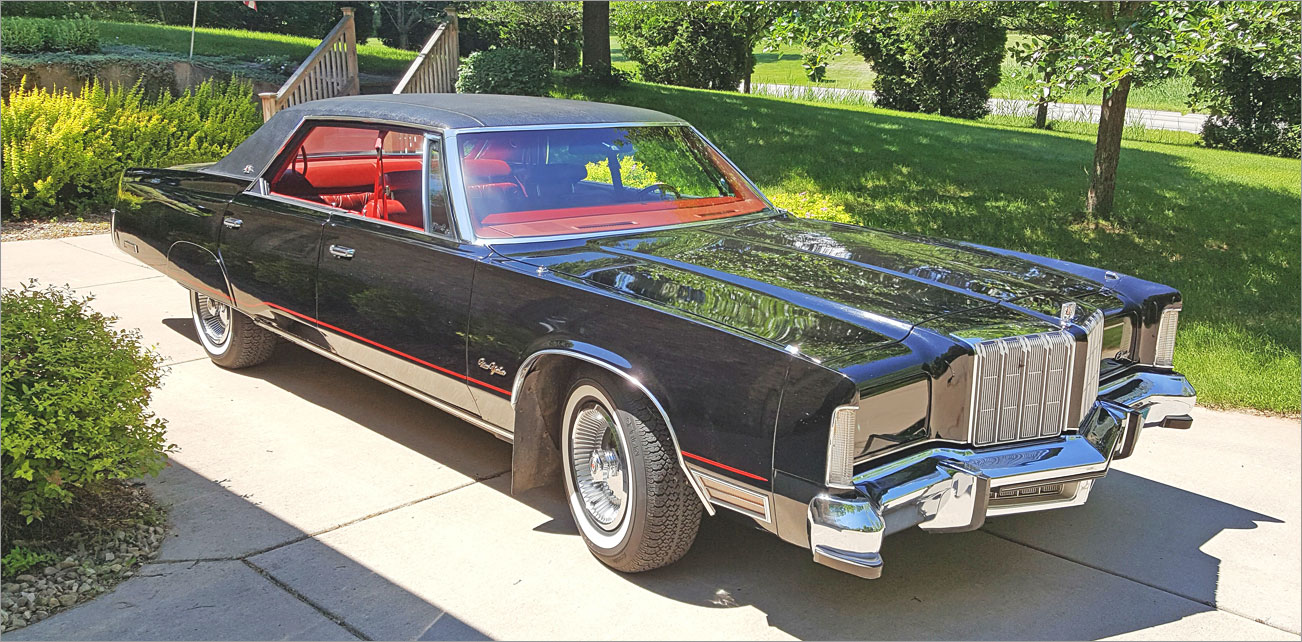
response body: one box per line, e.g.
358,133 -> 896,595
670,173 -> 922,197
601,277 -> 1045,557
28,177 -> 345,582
189,0 -> 199,62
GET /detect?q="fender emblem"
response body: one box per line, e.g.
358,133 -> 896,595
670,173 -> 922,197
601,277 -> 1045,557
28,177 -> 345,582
477,358 -> 507,377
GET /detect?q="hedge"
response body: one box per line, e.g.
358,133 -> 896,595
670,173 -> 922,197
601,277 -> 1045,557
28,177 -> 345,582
852,7 -> 1006,119
1,77 -> 261,220
0,17 -> 100,54
456,48 -> 551,96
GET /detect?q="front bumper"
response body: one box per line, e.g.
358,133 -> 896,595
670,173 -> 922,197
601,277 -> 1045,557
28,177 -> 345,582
807,366 -> 1195,579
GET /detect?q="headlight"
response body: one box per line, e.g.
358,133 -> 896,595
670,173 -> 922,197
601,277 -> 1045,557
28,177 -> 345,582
1154,306 -> 1180,368
826,405 -> 858,489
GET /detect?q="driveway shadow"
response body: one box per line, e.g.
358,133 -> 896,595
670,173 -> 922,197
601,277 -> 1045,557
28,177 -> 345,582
9,459 -> 491,642
158,322 -> 1285,640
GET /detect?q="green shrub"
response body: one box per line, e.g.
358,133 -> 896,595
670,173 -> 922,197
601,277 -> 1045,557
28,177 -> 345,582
1,77 -> 260,219
852,6 -> 1005,119
466,1 -> 582,69
611,2 -> 750,91
1,284 -> 172,525
1194,47 -> 1301,158
0,17 -> 100,54
456,48 -> 551,96
1,18 -> 46,53
1,546 -> 55,575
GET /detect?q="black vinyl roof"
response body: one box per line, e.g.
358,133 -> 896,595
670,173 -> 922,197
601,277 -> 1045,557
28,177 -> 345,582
208,94 -> 684,179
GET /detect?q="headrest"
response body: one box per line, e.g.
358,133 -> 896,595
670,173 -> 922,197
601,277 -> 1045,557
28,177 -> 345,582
462,159 -> 513,182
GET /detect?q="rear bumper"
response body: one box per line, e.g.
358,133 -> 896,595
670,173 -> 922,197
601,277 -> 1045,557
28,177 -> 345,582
807,366 -> 1194,579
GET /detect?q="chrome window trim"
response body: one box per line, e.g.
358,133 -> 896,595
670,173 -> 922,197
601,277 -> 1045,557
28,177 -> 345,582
443,122 -> 777,247
510,348 -> 715,515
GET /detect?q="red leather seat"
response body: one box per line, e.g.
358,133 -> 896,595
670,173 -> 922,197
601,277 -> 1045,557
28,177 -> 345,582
362,198 -> 406,221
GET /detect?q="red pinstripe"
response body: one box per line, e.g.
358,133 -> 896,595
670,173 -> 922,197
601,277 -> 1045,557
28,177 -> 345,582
681,451 -> 768,482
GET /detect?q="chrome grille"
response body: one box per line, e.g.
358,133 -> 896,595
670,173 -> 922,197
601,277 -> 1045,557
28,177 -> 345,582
969,311 -> 1103,447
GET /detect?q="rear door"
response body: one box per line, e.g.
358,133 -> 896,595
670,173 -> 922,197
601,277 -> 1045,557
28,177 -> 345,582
315,132 -> 489,414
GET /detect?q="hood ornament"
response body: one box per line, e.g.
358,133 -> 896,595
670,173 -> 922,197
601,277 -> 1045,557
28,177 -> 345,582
1058,302 -> 1078,328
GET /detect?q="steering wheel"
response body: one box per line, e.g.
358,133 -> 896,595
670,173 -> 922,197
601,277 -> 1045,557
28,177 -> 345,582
636,182 -> 681,199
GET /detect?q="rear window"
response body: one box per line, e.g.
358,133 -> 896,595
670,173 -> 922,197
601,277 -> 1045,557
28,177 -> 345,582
456,126 -> 768,239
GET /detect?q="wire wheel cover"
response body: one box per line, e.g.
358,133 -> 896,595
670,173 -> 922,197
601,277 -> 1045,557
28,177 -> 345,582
569,402 -> 629,531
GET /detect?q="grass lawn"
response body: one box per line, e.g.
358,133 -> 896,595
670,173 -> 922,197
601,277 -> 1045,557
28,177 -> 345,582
94,21 -> 417,77
554,80 -> 1301,415
704,33 -> 1198,113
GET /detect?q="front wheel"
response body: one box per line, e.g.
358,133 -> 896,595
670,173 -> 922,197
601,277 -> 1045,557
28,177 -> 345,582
561,371 -> 702,573
190,290 -> 277,369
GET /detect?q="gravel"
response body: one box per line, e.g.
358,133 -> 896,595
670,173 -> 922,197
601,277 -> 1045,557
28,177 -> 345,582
1,486 -> 166,633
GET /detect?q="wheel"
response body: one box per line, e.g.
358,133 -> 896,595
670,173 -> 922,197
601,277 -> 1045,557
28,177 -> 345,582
190,290 -> 277,369
561,370 -> 702,573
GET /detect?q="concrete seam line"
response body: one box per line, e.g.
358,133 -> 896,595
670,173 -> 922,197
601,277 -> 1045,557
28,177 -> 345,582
57,237 -> 159,268
163,357 -> 211,366
79,275 -> 166,289
242,558 -> 370,641
238,468 -> 512,561
982,530 -> 1300,636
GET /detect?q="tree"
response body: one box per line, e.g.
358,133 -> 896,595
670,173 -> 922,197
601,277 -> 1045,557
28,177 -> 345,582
1003,5 -> 1072,129
582,1 -> 611,79
765,2 -> 869,84
1014,2 -> 1300,217
377,1 -> 447,51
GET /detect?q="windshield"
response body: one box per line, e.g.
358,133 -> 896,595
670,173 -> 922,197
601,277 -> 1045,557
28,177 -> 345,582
456,126 -> 768,239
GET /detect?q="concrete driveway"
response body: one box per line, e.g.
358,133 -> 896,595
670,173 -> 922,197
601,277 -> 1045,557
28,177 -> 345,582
2,234 -> 1299,641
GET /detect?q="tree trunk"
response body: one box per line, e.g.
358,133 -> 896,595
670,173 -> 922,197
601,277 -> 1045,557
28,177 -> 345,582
744,73 -> 752,94
1034,69 -> 1052,129
582,1 -> 611,77
1086,74 -> 1132,218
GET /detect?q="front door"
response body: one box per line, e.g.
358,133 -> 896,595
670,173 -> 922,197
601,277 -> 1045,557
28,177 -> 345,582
314,132 -> 488,414
220,187 -> 328,345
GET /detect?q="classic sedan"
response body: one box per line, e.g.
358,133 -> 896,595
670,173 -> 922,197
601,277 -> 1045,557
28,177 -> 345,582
113,94 -> 1196,579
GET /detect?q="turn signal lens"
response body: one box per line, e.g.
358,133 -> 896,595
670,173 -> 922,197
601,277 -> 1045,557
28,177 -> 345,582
1154,307 -> 1180,368
826,405 -> 858,489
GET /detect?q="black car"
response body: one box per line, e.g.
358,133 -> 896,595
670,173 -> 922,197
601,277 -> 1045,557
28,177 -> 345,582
113,94 -> 1196,579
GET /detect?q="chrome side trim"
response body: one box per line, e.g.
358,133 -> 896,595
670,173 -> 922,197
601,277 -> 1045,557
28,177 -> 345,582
511,348 -> 714,515
689,469 -> 771,522
255,320 -> 514,443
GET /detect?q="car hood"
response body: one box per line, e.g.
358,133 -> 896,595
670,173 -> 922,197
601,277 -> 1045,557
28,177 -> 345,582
493,215 -> 1108,361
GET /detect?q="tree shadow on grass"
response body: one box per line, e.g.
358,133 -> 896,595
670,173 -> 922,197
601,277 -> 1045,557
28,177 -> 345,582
149,328 -> 1285,639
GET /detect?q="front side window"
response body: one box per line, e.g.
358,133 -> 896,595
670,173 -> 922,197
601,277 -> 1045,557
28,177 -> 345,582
456,126 -> 768,239
266,124 -> 428,232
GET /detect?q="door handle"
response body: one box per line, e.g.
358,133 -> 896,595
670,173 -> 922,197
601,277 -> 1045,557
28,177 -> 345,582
222,217 -> 243,229
329,244 -> 356,260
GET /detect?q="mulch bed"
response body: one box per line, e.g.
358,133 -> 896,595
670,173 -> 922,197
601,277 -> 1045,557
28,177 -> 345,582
1,214 -> 112,242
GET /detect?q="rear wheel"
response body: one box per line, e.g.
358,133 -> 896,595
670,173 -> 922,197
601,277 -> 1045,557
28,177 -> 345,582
561,371 -> 702,573
190,290 -> 277,369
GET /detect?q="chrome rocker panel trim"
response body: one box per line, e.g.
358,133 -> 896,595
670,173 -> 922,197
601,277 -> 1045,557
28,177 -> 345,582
808,366 -> 1195,580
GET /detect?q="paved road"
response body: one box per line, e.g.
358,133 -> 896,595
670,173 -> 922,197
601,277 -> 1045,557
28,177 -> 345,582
3,234 -> 1298,641
749,83 -> 1209,133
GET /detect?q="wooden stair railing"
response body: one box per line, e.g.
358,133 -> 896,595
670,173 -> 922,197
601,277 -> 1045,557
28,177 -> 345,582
393,9 -> 460,94
259,7 -> 359,121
